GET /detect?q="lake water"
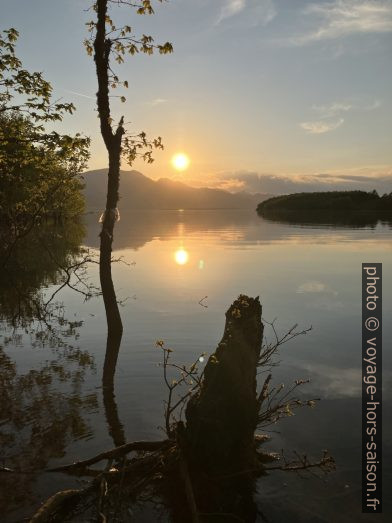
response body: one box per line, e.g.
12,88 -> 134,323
1,210 -> 391,522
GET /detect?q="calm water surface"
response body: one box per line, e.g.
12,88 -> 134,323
1,210 -> 391,522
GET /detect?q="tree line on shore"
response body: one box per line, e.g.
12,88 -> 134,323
257,190 -> 392,215
0,28 -> 90,226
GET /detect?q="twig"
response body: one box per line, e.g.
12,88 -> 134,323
198,296 -> 208,308
265,450 -> 335,473
48,440 -> 171,473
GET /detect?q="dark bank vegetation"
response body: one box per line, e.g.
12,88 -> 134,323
0,29 -> 89,227
257,190 -> 392,217
29,295 -> 334,523
0,28 -> 94,340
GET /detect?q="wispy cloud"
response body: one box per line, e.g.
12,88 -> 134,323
216,0 -> 246,25
311,102 -> 353,117
250,0 -> 277,26
149,98 -> 168,106
297,281 -> 338,295
300,118 -> 344,134
288,0 -> 392,45
215,0 -> 276,26
192,168 -> 392,195
300,98 -> 381,133
312,100 -> 382,116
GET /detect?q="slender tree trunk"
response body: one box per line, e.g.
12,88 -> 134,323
94,0 -> 124,335
99,148 -> 123,338
94,0 -> 125,439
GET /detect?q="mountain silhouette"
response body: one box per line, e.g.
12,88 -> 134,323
82,169 -> 269,211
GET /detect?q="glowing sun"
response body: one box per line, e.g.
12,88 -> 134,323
171,152 -> 190,171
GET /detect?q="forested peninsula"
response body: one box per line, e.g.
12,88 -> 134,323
257,190 -> 392,216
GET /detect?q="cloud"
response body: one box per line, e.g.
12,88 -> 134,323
216,179 -> 246,191
250,0 -> 277,26
215,0 -> 276,26
300,118 -> 344,134
300,98 -> 381,133
311,102 -> 353,117
288,0 -> 392,45
312,99 -> 381,117
216,0 -> 246,24
149,98 -> 168,106
197,169 -> 392,195
297,281 -> 338,295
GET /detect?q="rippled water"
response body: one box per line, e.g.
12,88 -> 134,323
1,210 -> 391,521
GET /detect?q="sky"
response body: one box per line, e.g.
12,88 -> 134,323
2,0 -> 392,194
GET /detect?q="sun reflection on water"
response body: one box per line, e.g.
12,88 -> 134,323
174,248 -> 189,265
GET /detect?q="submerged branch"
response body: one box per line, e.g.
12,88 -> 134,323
48,440 -> 171,473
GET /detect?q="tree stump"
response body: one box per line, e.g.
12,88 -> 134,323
183,295 -> 264,520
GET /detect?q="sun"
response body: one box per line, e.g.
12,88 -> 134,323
171,152 -> 190,171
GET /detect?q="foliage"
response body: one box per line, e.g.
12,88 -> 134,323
0,112 -> 86,222
257,190 -> 392,214
86,0 -> 173,166
0,28 -> 90,222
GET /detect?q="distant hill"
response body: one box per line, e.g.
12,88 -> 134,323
82,169 -> 270,211
257,190 -> 392,215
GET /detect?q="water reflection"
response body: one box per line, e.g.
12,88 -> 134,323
1,210 -> 391,521
80,209 -> 392,520
83,209 -> 392,252
0,223 -> 98,518
259,209 -> 392,228
102,325 -> 126,448
174,248 -> 189,265
0,222 -> 85,327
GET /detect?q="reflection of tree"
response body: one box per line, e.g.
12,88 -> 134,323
0,221 -> 95,327
0,343 -> 97,515
259,209 -> 392,228
102,327 -> 126,448
0,222 -> 99,517
83,209 -> 392,254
